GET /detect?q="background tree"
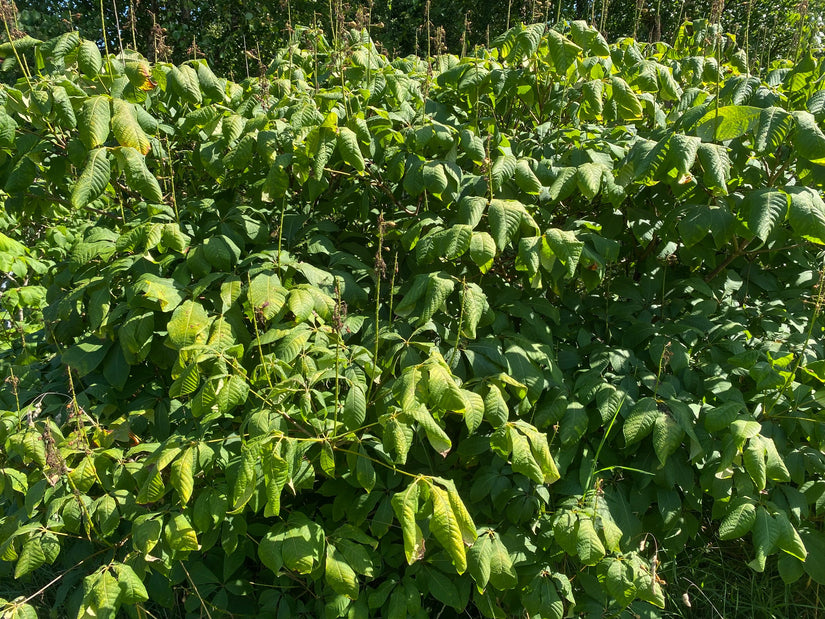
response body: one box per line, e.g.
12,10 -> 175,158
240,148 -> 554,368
3,0 -> 823,78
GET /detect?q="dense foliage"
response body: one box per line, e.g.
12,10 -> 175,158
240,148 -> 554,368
1,18 -> 825,618
8,0 -> 825,78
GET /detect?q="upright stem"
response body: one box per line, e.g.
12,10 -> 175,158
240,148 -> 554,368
99,0 -> 111,62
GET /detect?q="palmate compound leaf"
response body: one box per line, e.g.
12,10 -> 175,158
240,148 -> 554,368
392,479 -> 426,565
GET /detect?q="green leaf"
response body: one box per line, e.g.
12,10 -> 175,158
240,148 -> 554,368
338,127 -> 365,172
170,446 -> 195,504
407,405 -> 451,457
326,544 -> 359,600
14,536 -> 45,579
248,273 -> 288,321
51,85 -> 76,129
420,272 -> 455,325
356,446 -> 376,492
72,148 -> 111,209
132,515 -> 162,554
509,425 -> 544,483
83,570 -> 120,618
786,186 -> 825,244
514,159 -> 542,194
794,111 -> 825,164
652,413 -> 683,466
392,480 -> 425,565
166,513 -> 199,552
263,449 -> 289,517
754,107 -> 793,154
623,397 -> 657,445
280,513 -> 325,574
546,29 -> 581,74
576,163 -> 602,200
775,512 -> 807,562
719,502 -> 757,540
77,40 -> 102,76
169,64 -> 203,105
115,563 -> 149,604
748,507 -> 779,572
470,231 -> 496,273
289,287 -> 315,322
429,483 -> 468,573
695,105 -> 761,141
115,146 -> 164,203
543,229 -> 583,279
488,199 -> 528,250
168,300 -> 210,349
112,99 -> 151,155
697,142 -> 730,195
610,76 -> 643,120
484,383 -> 509,427
468,533 -> 493,590
79,95 -> 111,149
491,154 -> 516,191
523,573 -> 563,619
744,189 -> 790,242
575,517 -> 605,565
744,436 -> 767,490
344,384 -> 367,430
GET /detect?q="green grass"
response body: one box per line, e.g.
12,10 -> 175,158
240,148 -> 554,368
660,536 -> 823,618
